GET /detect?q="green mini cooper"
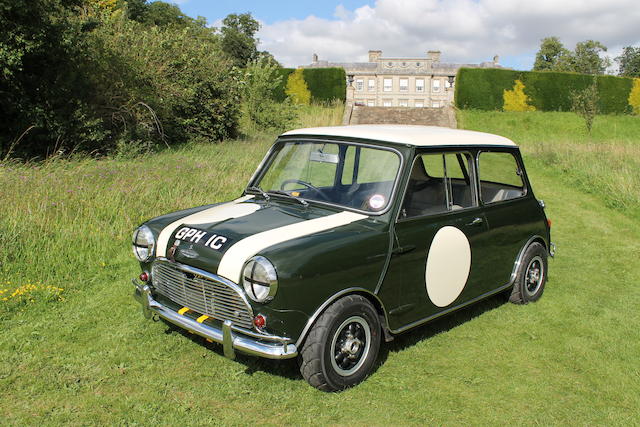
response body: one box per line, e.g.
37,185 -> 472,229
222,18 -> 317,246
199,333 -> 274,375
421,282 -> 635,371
132,125 -> 554,391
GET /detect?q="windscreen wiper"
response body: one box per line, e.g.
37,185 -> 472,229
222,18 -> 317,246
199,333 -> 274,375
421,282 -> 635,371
246,186 -> 270,201
268,190 -> 309,207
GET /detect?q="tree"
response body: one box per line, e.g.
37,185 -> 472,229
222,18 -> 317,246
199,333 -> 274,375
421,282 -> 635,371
572,40 -> 611,75
629,78 -> 640,115
533,37 -> 572,71
285,69 -> 311,105
616,46 -> 640,78
145,1 -> 190,27
571,78 -> 599,133
220,13 -> 260,67
533,37 -> 611,75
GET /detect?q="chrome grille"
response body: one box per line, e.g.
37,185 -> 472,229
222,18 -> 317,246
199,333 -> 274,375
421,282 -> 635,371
151,261 -> 254,329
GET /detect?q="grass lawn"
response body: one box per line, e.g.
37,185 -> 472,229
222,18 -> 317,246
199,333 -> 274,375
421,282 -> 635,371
1,109 -> 639,425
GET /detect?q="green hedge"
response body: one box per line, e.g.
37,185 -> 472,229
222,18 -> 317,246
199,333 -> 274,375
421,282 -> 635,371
455,68 -> 634,114
272,67 -> 346,103
302,68 -> 346,103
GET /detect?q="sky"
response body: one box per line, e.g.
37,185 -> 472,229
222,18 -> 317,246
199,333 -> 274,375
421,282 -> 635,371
174,0 -> 640,71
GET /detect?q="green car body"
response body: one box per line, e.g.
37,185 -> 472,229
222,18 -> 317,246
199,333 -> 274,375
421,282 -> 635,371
132,125 -> 553,389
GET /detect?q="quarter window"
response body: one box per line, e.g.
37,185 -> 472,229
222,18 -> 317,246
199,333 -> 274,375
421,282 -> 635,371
478,152 -> 525,203
401,152 -> 475,218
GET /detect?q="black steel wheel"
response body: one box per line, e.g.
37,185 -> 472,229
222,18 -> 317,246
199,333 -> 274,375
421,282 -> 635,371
299,295 -> 381,392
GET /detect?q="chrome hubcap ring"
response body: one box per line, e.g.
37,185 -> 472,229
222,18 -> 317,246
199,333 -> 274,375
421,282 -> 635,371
330,316 -> 371,376
524,255 -> 544,297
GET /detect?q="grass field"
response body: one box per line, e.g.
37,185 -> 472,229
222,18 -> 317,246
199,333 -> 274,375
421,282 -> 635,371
1,108 -> 639,425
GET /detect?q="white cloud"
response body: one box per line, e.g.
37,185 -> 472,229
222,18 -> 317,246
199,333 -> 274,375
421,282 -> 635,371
257,0 -> 640,70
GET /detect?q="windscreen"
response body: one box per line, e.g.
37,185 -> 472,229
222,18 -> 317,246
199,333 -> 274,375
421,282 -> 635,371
256,141 -> 401,213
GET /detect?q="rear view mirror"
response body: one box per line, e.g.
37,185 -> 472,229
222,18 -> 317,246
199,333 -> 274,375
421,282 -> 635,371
309,151 -> 339,164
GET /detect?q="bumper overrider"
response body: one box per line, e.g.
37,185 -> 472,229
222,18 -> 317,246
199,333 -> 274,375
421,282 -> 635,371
132,280 -> 298,360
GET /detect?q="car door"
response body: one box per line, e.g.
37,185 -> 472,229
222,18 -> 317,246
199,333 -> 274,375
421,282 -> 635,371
378,150 -> 494,332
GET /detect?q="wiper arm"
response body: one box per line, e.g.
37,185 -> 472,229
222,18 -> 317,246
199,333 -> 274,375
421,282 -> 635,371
268,190 -> 309,207
246,186 -> 270,201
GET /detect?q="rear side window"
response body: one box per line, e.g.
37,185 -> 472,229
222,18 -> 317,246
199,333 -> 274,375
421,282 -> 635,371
401,152 -> 474,219
478,152 -> 525,204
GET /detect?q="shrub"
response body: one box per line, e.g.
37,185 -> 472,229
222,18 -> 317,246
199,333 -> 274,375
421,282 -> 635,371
627,78 -> 640,115
286,69 -> 311,105
571,78 -> 599,133
503,80 -> 535,112
272,68 -> 295,101
241,60 -> 296,132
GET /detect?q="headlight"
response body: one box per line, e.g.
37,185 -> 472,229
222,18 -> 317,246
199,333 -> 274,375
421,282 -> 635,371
132,225 -> 155,262
242,256 -> 278,303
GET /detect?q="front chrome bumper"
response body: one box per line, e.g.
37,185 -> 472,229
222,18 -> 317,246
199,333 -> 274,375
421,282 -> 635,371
132,280 -> 298,360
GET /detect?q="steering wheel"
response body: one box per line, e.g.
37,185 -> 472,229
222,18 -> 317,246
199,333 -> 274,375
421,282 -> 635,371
280,179 -> 331,201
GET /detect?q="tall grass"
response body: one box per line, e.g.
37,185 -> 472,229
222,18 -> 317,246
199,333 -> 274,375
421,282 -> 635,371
1,106 -> 639,425
458,110 -> 640,215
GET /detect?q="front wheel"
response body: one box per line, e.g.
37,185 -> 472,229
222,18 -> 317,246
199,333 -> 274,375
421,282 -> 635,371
509,242 -> 548,304
299,295 -> 381,392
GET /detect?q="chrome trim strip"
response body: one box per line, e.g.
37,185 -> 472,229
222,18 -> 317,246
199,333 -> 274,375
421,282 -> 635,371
133,280 -> 297,360
294,287 -> 390,349
388,282 -> 513,334
549,242 -> 556,258
509,235 -> 547,285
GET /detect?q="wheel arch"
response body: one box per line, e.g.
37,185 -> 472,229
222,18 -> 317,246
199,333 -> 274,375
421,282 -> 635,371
295,288 -> 390,349
509,235 -> 548,286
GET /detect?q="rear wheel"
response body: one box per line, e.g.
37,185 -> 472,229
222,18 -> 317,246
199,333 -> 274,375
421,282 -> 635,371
509,242 -> 548,304
299,295 -> 381,392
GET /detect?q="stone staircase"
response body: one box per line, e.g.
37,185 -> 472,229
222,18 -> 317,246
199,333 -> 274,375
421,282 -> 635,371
344,105 -> 457,128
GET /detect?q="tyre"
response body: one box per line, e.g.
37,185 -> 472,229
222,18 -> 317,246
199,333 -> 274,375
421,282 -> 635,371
509,242 -> 548,304
299,295 -> 381,392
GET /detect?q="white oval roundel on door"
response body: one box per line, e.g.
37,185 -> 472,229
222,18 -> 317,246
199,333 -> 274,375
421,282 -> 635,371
425,226 -> 471,307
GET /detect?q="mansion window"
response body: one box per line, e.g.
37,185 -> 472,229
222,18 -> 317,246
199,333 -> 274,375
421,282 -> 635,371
432,79 -> 441,92
416,79 -> 425,92
383,78 -> 392,92
356,79 -> 364,91
399,99 -> 408,107
368,79 -> 375,91
432,101 -> 441,108
383,99 -> 392,107
399,78 -> 408,92
415,100 -> 424,108
445,79 -> 453,89
367,100 -> 375,107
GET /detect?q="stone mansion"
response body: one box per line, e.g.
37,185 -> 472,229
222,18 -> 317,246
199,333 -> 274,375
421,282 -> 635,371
303,50 -> 505,108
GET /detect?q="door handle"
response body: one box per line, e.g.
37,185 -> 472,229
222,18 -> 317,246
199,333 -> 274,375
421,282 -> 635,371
392,245 -> 416,255
466,217 -> 483,226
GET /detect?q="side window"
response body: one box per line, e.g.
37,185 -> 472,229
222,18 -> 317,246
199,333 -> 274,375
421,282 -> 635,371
478,152 -> 525,204
401,152 -> 474,219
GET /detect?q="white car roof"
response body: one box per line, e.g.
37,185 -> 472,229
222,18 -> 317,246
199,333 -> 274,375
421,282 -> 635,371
281,125 -> 517,148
